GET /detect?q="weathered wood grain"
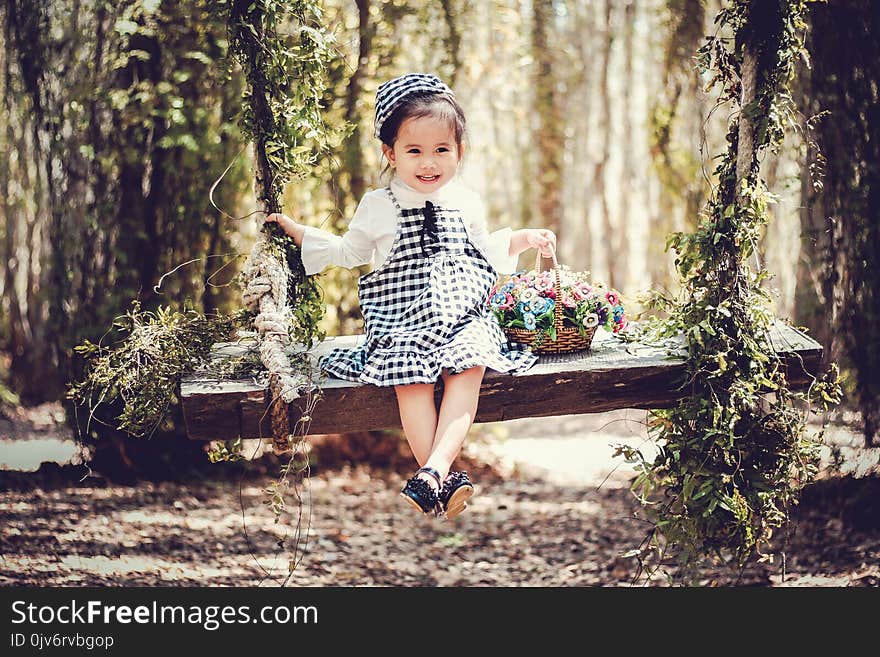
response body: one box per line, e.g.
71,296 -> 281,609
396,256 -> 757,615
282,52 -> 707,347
180,320 -> 823,441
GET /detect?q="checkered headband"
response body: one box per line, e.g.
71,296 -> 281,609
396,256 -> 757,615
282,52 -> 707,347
374,73 -> 455,139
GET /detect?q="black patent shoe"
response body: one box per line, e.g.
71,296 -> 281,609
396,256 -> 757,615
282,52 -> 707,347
400,466 -> 442,515
439,470 -> 474,520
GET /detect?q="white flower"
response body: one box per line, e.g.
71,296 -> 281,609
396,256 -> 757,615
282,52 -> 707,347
583,313 -> 599,328
520,288 -> 539,303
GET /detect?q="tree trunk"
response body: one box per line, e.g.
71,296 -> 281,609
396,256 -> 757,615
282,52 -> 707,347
567,0 -> 595,273
439,0 -> 462,89
343,0 -> 372,208
594,0 -> 614,287
802,0 -> 880,444
793,57 -> 830,356
647,0 -> 708,291
616,0 -> 636,293
532,0 -> 564,238
3,0 -> 66,402
0,46 -> 29,383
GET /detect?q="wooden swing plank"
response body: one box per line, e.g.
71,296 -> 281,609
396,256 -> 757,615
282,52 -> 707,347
181,321 -> 822,441
180,319 -> 823,441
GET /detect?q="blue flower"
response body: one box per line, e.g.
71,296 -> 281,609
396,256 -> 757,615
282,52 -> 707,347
491,292 -> 507,307
533,297 -> 554,314
523,313 -> 536,330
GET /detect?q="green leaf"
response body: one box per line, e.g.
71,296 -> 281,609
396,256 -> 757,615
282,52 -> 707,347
682,475 -> 696,500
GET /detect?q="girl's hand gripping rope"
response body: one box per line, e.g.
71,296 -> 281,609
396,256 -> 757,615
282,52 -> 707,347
265,212 -> 305,247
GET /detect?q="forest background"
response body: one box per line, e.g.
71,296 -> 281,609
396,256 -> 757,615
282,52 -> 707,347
0,0 -> 877,473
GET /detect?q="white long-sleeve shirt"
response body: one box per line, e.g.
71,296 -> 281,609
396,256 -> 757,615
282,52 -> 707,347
300,176 -> 518,277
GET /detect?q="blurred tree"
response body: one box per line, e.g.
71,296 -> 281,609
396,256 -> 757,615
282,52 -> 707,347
0,0 -> 249,476
593,0 -> 614,284
1,1 -> 62,402
342,0 -> 373,207
799,0 -> 879,445
616,0 -> 636,291
439,0 -> 463,88
560,0 -> 596,271
532,0 -> 564,240
648,0 -> 709,292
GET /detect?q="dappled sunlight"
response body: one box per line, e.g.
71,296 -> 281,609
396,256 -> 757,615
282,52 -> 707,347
476,410 -> 658,488
817,424 -> 880,479
4,554 -> 268,585
112,510 -> 248,533
470,491 -> 606,517
0,438 -> 86,472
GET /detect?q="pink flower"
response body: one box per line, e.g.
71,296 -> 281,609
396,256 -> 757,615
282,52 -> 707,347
606,291 -> 620,306
562,293 -> 577,308
535,276 -> 554,294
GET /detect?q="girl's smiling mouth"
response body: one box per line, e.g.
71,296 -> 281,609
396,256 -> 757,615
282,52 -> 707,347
417,174 -> 440,183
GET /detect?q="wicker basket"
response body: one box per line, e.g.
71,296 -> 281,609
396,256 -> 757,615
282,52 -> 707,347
502,247 -> 597,355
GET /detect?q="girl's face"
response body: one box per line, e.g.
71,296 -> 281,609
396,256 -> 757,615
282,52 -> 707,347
382,115 -> 464,194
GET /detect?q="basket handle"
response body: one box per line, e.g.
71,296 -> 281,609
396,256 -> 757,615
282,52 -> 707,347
534,244 -> 563,332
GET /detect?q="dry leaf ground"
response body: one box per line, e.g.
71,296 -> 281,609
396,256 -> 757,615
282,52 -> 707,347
1,405 -> 878,587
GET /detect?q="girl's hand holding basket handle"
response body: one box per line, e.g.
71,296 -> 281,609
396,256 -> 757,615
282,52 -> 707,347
524,228 -> 557,258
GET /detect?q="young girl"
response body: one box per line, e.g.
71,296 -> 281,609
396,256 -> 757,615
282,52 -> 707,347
266,73 -> 556,520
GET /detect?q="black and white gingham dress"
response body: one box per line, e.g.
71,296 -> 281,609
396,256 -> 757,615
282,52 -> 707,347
319,187 -> 538,386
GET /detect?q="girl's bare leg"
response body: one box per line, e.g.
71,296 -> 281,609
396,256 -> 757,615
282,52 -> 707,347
423,365 -> 486,481
394,383 -> 439,471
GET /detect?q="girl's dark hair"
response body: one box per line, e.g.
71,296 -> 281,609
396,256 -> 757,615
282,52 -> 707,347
378,91 -> 467,149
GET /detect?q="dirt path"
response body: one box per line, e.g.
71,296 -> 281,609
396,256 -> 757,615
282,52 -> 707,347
1,408 -> 878,586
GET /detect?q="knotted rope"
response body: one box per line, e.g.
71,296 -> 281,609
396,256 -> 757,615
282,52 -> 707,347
241,226 -> 304,454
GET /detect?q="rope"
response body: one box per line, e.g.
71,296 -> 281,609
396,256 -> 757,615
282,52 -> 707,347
241,225 -> 305,454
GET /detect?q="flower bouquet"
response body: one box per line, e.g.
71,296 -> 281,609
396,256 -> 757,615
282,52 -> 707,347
486,249 -> 627,354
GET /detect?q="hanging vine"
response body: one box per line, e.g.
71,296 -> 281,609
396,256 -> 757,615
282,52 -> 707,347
620,0 -> 842,577
214,0 -> 346,574
226,0 -> 339,463
225,0 -> 342,353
